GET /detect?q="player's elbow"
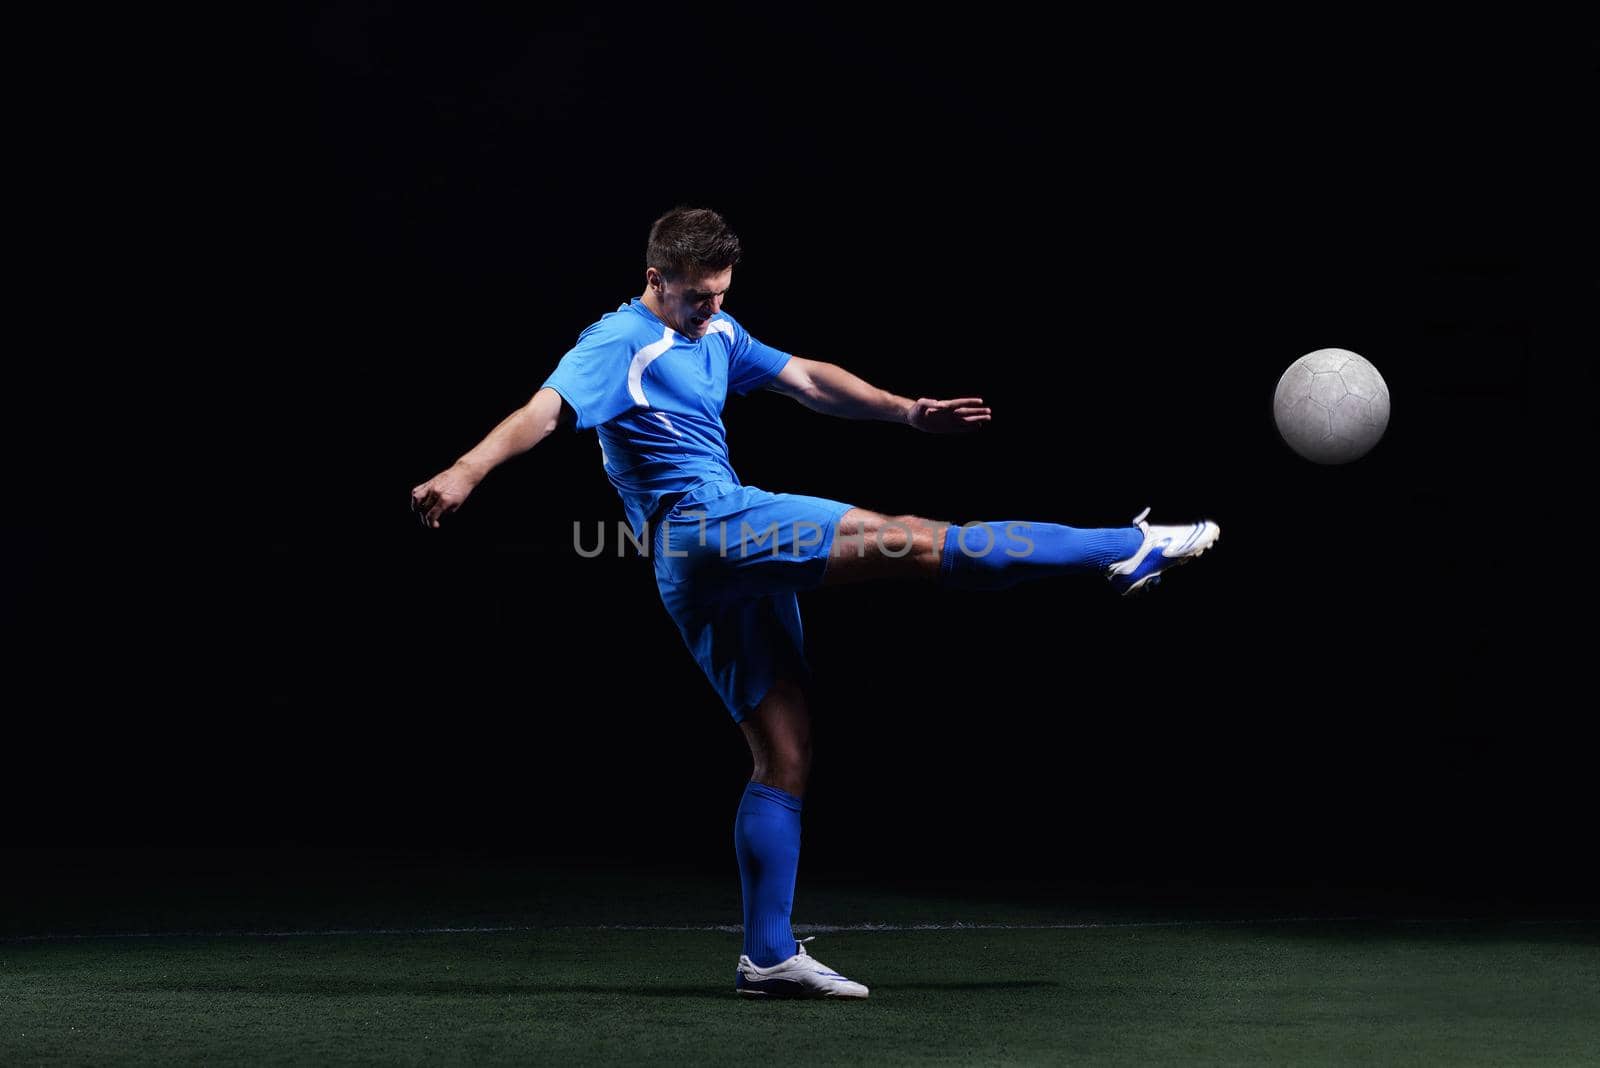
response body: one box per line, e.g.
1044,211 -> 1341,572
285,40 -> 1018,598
527,388 -> 570,436
797,379 -> 827,407
519,405 -> 557,438
781,361 -> 824,402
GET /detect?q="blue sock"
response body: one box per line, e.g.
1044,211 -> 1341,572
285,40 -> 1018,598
734,780 -> 803,967
939,521 -> 1143,591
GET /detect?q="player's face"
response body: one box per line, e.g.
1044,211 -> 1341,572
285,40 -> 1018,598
653,267 -> 731,338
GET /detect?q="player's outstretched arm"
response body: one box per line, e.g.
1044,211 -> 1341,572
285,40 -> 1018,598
410,386 -> 570,529
765,356 -> 991,433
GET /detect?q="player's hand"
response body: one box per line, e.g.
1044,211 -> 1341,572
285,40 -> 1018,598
906,397 -> 991,434
410,462 -> 483,529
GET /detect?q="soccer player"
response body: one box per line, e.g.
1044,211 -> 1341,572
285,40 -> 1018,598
410,207 -> 1220,999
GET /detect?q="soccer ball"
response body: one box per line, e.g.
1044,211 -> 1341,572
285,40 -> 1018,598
1273,348 -> 1391,464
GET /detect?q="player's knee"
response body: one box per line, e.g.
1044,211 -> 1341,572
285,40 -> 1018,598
893,514 -> 944,566
872,514 -> 924,555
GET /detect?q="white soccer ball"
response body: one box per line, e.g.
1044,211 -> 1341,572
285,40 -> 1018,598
1273,348 -> 1391,464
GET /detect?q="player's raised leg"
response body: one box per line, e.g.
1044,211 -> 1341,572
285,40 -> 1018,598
733,676 -> 868,999
820,509 -> 949,584
822,506 -> 1219,593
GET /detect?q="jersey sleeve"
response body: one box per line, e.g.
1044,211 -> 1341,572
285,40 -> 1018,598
539,319 -> 639,430
724,313 -> 792,396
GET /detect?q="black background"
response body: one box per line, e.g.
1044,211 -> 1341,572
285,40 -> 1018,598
5,9 -> 1591,908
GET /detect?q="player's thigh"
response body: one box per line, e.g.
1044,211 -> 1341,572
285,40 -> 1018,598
823,508 -> 949,585
659,489 -> 853,603
653,576 -> 816,725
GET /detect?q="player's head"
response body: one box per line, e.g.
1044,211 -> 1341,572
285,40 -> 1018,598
644,206 -> 741,339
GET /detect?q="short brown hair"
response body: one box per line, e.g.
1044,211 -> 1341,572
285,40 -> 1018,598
646,206 -> 742,282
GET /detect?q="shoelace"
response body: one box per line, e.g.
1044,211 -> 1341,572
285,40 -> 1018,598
795,936 -> 833,970
793,936 -> 854,979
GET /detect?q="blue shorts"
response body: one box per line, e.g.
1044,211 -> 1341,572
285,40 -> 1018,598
651,481 -> 856,722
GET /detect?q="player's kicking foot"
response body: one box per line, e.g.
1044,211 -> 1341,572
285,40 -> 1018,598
735,937 -> 869,999
1106,506 -> 1221,596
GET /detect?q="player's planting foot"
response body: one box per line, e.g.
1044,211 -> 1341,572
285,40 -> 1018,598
1105,507 -> 1221,596
735,937 -> 869,999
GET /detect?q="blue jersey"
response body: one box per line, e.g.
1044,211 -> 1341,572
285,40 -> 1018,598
540,298 -> 792,539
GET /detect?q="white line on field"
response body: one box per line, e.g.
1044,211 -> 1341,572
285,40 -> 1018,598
4,915 -> 1589,944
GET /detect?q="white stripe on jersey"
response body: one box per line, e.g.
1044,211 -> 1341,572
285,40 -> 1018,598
627,327 -> 676,407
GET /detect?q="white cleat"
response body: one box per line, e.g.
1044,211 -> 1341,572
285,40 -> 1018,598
735,937 -> 869,999
1105,506 -> 1221,596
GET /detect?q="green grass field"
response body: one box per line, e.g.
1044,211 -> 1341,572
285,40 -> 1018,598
4,860 -> 1597,1064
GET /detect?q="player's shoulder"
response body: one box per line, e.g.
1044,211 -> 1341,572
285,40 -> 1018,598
573,299 -> 668,351
706,309 -> 748,342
